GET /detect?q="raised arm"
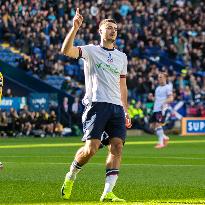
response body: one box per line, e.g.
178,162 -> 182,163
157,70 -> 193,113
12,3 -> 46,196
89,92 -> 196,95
61,8 -> 83,58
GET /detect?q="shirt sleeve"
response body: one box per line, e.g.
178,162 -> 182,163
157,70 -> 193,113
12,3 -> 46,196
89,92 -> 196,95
120,54 -> 128,76
78,45 -> 93,61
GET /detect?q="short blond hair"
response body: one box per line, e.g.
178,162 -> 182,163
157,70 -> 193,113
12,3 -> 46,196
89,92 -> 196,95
99,19 -> 117,28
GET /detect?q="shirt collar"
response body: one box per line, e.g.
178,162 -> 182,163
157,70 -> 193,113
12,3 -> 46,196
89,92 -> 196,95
100,45 -> 115,51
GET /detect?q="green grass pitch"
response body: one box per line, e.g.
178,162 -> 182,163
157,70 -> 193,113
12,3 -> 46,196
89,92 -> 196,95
0,135 -> 205,205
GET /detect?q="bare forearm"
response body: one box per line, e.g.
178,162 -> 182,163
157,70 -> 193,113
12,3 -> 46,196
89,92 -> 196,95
61,27 -> 78,54
165,95 -> 174,104
120,78 -> 132,128
61,8 -> 83,58
121,87 -> 128,113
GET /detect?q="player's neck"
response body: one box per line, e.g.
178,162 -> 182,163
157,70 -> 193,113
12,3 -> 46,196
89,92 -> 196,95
100,40 -> 114,50
160,82 -> 166,86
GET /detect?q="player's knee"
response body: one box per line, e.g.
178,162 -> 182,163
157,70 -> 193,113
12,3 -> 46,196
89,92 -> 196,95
111,143 -> 123,157
116,143 -> 123,155
83,146 -> 98,157
155,123 -> 161,129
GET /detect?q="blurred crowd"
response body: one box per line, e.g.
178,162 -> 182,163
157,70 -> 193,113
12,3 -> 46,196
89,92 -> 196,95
0,0 -> 205,131
0,96 -> 83,137
0,105 -> 61,137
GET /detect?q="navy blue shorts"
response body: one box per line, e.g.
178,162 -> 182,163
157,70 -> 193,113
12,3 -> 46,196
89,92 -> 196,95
150,111 -> 166,124
82,102 -> 126,142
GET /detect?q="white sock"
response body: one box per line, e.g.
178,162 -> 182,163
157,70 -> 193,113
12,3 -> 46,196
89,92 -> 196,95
155,127 -> 164,145
102,169 -> 119,196
66,160 -> 82,180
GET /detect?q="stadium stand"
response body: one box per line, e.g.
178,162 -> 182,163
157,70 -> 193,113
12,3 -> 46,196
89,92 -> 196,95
0,0 -> 205,135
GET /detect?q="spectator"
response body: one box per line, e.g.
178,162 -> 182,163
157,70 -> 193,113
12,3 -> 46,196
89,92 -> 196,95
0,107 -> 65,137
18,112 -> 32,136
5,88 -> 13,97
60,97 -> 72,129
0,0 -> 205,130
71,97 -> 83,127
0,111 -> 8,137
7,108 -> 19,136
129,101 -> 145,129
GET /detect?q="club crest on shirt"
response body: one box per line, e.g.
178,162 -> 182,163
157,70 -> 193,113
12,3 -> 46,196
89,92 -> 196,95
107,53 -> 113,63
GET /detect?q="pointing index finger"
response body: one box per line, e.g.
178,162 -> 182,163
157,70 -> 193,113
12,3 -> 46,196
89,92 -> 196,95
76,8 -> 79,14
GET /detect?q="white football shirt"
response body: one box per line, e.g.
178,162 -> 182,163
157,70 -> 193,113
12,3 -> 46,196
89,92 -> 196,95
79,44 -> 127,106
153,83 -> 173,112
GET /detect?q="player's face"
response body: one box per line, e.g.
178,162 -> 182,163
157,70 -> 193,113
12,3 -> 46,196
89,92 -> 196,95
100,22 -> 117,43
158,73 -> 166,85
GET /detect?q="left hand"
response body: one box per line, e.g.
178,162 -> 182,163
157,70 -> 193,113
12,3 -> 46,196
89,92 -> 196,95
125,113 -> 132,128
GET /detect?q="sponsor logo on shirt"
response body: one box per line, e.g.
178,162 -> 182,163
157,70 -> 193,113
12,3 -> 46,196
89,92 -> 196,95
96,62 -> 120,76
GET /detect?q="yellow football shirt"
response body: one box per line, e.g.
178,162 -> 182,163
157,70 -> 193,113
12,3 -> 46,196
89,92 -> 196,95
0,72 -> 3,102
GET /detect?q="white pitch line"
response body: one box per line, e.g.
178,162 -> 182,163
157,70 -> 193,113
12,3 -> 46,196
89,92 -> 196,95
0,156 -> 205,160
1,139 -> 205,149
122,156 -> 205,160
2,161 -> 205,167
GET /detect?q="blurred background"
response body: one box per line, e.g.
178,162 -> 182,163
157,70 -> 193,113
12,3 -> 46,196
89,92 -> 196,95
0,0 -> 204,137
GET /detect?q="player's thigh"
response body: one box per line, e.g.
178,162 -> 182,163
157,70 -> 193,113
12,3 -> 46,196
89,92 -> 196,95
151,112 -> 165,127
105,105 -> 126,142
82,102 -> 111,141
155,112 -> 165,123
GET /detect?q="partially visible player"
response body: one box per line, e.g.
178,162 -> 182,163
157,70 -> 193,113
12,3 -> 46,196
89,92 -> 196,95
0,72 -> 3,102
150,72 -> 173,149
